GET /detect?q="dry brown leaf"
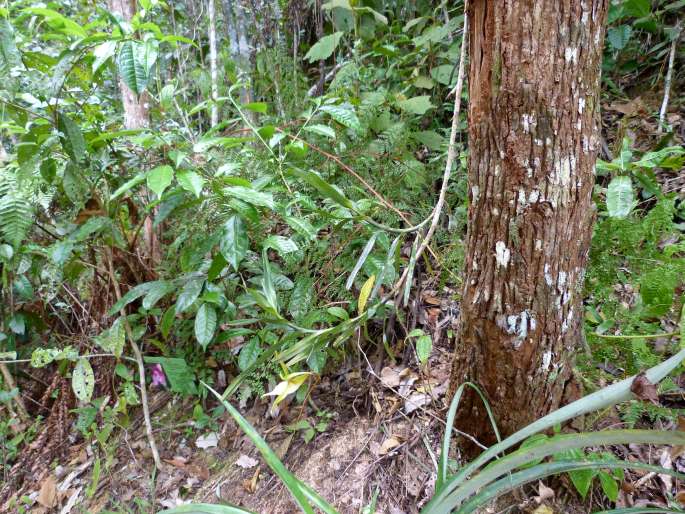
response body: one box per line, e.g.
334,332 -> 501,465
380,366 -> 403,388
676,490 -> 685,505
164,456 -> 189,468
37,474 -> 57,508
630,372 -> 659,405
236,454 -> 259,469
378,436 -> 402,455
534,480 -> 555,504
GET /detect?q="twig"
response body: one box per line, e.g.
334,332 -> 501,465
103,247 -> 162,470
0,362 -> 28,421
389,5 -> 470,297
659,21 -> 682,131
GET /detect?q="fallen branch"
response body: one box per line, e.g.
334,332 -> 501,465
659,21 -> 682,131
104,247 -> 162,470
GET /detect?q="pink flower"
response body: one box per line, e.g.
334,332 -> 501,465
150,364 -> 167,388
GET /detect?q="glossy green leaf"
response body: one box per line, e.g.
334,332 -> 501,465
223,186 -> 274,210
177,170 -> 205,198
147,165 -> 174,198
117,40 -> 148,96
397,95 -> 434,115
606,176 -> 635,218
305,32 -> 344,62
195,304 -> 217,349
220,216 -> 249,271
175,278 -> 204,314
58,113 -> 86,163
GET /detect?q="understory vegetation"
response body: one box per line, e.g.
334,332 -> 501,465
0,0 -> 684,512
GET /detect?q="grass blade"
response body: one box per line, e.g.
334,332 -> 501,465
159,504 -> 255,514
203,383 -> 336,514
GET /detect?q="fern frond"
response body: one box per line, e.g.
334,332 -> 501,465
0,169 -> 35,248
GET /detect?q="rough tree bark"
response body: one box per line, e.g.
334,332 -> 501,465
450,0 -> 609,447
108,0 -> 150,130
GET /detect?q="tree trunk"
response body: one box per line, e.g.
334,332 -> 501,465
208,0 -> 219,127
449,0 -> 608,449
108,0 -> 150,129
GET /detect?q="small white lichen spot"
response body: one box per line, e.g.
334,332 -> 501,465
535,239 -> 543,251
578,97 -> 586,115
494,164 -> 501,177
527,166 -> 534,178
471,185 -> 480,202
559,156 -> 571,186
541,351 -> 552,371
544,263 -> 553,286
522,113 -> 535,133
495,241 -> 511,269
582,135 -> 590,154
528,190 -> 540,203
518,189 -> 527,207
577,119 -> 583,131
492,207 -> 500,216
565,47 -> 578,64
558,270 -> 567,288
535,138 -> 543,146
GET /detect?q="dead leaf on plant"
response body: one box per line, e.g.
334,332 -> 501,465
630,372 -> 659,405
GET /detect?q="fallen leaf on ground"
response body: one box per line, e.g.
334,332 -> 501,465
532,505 -> 554,514
37,475 -> 57,508
378,436 -> 402,455
404,392 -> 431,414
236,454 -> 259,469
630,372 -> 659,405
195,432 -> 219,449
534,480 -> 555,503
380,366 -> 404,388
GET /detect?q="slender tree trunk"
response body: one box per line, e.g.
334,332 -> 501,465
208,0 -> 219,127
108,0 -> 150,130
449,0 -> 608,449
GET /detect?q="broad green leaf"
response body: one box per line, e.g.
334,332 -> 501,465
607,25 -> 632,50
397,95 -> 434,115
261,249 -> 279,313
117,40 -> 148,96
194,304 -> 217,349
147,165 -> 174,198
606,176 -> 636,218
110,173 -> 146,200
622,0 -> 650,18
319,104 -> 361,131
239,338 -> 261,370
22,7 -> 87,38
598,470 -> 619,502
31,348 -> 61,368
416,335 -> 432,364
358,275 -> 375,314
289,276 -> 314,319
243,102 -> 267,113
327,306 -> 348,320
284,216 -> 318,240
58,113 -> 86,163
92,41 -> 116,73
107,282 -> 157,315
175,278 -> 204,314
263,235 -> 298,255
305,32 -> 344,62
93,318 -> 126,358
223,186 -> 274,209
0,18 -> 21,77
220,216 -> 249,271
72,358 -> 95,403
144,356 -> 197,395
303,124 -> 336,139
431,64 -> 454,86
142,280 -> 175,310
290,168 -> 353,208
177,170 -> 205,198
